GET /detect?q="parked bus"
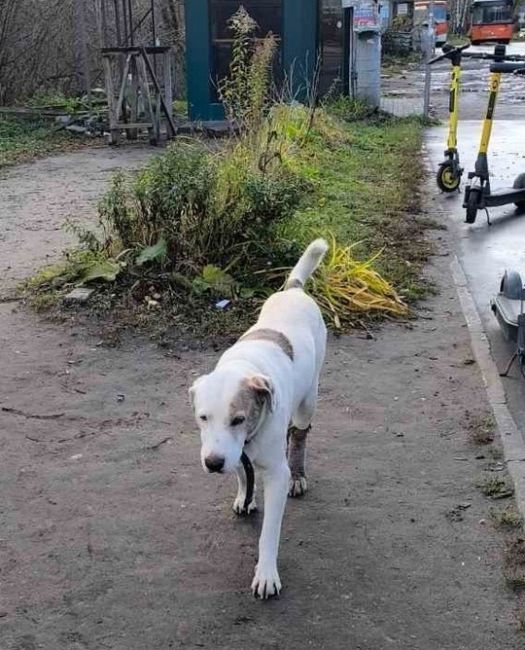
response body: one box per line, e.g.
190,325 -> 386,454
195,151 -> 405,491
469,0 -> 515,45
414,0 -> 449,45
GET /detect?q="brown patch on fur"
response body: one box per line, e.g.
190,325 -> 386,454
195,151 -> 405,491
240,328 -> 294,361
287,425 -> 311,478
229,376 -> 273,438
285,278 -> 303,290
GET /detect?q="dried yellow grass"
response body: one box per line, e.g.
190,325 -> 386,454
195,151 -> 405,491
259,235 -> 409,328
309,236 -> 409,328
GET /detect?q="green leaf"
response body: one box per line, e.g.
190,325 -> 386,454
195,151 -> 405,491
192,265 -> 238,298
170,271 -> 194,291
239,286 -> 256,298
202,264 -> 231,284
136,237 -> 168,266
79,260 -> 121,284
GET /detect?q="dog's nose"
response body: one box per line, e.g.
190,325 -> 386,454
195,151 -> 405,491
205,455 -> 225,473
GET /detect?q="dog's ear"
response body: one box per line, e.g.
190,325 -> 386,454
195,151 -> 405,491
188,375 -> 207,409
246,374 -> 275,412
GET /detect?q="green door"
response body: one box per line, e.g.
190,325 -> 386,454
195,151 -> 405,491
185,0 -> 319,120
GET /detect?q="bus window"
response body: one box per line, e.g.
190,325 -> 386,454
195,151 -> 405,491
414,4 -> 447,22
472,3 -> 513,24
433,5 -> 447,20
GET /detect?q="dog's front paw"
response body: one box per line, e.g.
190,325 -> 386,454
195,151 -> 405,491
251,563 -> 281,599
288,476 -> 307,498
233,494 -> 257,516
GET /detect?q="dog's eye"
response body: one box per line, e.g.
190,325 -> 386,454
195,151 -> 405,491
231,415 -> 246,427
199,415 -> 207,422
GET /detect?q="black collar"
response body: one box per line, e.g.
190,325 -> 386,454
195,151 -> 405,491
239,400 -> 271,513
240,451 -> 255,513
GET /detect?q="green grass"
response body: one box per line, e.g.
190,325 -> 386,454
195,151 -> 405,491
445,35 -> 470,46
490,505 -> 523,529
25,105 -> 429,340
466,413 -> 496,445
287,113 -> 428,301
504,538 -> 525,591
173,99 -> 187,119
477,474 -> 514,499
0,117 -> 81,168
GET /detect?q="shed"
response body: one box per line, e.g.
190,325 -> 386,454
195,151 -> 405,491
185,0 -> 353,121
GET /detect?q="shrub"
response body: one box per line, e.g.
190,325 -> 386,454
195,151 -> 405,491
218,6 -> 278,132
28,7 -> 416,334
77,137 -> 305,287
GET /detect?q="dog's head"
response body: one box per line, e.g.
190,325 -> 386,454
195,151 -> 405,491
189,367 -> 274,474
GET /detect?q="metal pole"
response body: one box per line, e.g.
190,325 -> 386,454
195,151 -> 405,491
422,0 -> 435,118
349,8 -> 357,99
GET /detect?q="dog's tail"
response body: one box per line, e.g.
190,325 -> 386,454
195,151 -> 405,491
285,238 -> 329,290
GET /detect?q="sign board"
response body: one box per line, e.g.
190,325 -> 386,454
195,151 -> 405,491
354,0 -> 381,32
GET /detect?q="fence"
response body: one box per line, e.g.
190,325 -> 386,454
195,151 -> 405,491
380,28 -> 435,118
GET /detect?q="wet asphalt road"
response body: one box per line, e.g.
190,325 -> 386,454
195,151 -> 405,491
426,118 -> 525,431
400,42 -> 525,432
383,41 -> 525,119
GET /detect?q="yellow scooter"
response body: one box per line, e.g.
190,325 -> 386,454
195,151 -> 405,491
463,45 -> 525,224
429,43 -> 470,192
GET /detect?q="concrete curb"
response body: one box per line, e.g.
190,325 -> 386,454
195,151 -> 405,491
451,256 -> 525,517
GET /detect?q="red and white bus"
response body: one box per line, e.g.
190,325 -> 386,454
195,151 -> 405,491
414,0 -> 449,45
469,0 -> 515,45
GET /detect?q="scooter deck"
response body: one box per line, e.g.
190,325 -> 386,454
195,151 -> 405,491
491,294 -> 521,341
485,187 -> 525,207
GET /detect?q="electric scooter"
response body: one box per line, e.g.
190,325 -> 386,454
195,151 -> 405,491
463,45 -> 525,224
491,270 -> 525,378
429,43 -> 471,192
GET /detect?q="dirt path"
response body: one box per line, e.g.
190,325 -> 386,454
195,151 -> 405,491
0,145 -> 155,294
0,149 -> 522,649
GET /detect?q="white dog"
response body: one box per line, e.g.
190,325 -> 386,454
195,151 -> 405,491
189,239 -> 328,598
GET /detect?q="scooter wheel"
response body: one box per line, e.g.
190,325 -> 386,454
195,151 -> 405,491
465,190 -> 479,224
513,173 -> 525,209
437,161 -> 461,193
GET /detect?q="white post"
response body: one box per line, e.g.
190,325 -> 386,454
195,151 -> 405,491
422,0 -> 435,118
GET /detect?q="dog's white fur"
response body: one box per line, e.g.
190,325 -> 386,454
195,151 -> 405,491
189,239 -> 328,598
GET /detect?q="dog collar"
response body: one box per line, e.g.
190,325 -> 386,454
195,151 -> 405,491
240,402 -> 268,513
240,451 -> 255,513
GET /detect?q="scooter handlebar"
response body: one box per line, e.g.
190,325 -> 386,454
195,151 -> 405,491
490,61 -> 525,73
429,45 -> 525,65
428,43 -> 470,64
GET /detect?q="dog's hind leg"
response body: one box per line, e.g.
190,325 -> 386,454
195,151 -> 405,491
287,425 -> 310,497
233,464 -> 257,516
287,383 -> 318,498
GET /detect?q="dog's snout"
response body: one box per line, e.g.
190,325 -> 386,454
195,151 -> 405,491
205,455 -> 225,473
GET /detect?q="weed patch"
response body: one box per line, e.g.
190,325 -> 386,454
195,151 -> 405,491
491,505 -> 523,529
504,538 -> 525,591
466,413 -> 496,446
0,116 -> 88,168
25,9 -> 427,342
477,474 -> 514,499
